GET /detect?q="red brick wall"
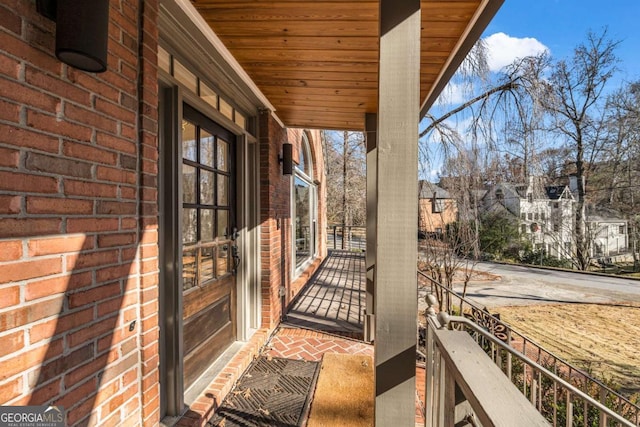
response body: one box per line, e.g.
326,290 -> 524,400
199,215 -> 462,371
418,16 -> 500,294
0,1 -> 160,426
258,111 -> 289,328
258,113 -> 327,328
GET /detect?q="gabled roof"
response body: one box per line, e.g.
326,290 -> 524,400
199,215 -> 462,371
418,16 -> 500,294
190,0 -> 504,130
418,181 -> 450,199
545,185 -> 571,200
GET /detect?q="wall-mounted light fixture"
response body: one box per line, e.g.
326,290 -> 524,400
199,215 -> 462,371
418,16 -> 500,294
279,142 -> 293,176
36,0 -> 110,73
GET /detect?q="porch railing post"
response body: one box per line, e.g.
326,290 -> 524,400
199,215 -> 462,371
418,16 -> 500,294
332,225 -> 337,250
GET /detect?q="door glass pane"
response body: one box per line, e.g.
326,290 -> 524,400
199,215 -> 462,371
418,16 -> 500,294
182,248 -> 197,291
200,171 -> 215,205
217,139 -> 229,172
217,210 -> 229,239
217,174 -> 228,206
182,164 -> 196,203
200,246 -> 215,283
295,177 -> 311,267
182,208 -> 197,244
217,243 -> 230,275
201,209 -> 214,242
200,130 -> 215,167
182,121 -> 197,161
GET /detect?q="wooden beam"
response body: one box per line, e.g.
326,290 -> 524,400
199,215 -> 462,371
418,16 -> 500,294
374,0 -> 420,425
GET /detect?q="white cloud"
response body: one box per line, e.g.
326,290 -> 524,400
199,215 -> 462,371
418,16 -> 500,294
438,83 -> 467,105
483,32 -> 549,72
429,168 -> 441,180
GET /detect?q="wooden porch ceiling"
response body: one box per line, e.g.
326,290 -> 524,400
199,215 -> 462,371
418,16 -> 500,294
191,0 -> 502,131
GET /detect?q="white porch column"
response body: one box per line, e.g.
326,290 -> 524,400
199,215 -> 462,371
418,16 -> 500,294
374,0 -> 421,425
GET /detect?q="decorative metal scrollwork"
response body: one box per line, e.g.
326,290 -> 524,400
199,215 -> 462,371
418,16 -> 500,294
465,307 -> 509,342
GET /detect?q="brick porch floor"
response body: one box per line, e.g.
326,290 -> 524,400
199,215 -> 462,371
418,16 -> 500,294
177,250 -> 426,426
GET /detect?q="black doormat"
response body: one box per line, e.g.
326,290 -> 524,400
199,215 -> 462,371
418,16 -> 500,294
208,357 -> 320,427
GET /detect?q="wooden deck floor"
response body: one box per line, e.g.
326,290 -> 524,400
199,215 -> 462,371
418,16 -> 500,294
203,249 -> 427,426
284,250 -> 365,338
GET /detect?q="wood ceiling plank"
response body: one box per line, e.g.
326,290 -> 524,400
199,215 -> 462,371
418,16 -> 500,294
243,62 -> 378,74
278,110 -> 365,120
276,104 -> 372,113
276,112 -> 366,129
254,78 -> 377,90
206,20 -> 377,37
421,63 -> 448,73
220,36 -> 379,51
422,37 -> 459,51
247,69 -> 378,83
422,2 -> 479,21
267,93 -> 375,106
195,3 -> 378,21
261,86 -> 377,97
421,21 -> 468,38
229,48 -> 378,63
271,104 -> 375,115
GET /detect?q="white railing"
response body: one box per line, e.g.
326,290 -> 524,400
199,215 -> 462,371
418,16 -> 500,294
420,272 -> 640,426
424,296 -> 637,427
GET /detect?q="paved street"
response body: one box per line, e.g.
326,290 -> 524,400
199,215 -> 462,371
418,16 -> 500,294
454,262 -> 640,308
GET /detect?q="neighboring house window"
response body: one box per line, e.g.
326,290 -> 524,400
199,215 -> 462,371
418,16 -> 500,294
554,202 -> 559,209
619,225 -> 625,234
527,193 -> 533,203
534,213 -> 539,220
528,213 -> 533,220
564,241 -> 571,252
541,212 -> 545,220
521,224 -> 527,234
435,227 -> 443,234
520,213 -> 525,220
554,223 -> 559,232
432,199 -> 444,214
293,134 -> 317,272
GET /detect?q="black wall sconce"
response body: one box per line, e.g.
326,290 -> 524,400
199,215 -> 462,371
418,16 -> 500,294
279,143 -> 293,176
36,0 -> 110,73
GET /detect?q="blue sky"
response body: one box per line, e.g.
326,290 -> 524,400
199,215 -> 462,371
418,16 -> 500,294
423,1 -> 640,179
483,0 -> 640,83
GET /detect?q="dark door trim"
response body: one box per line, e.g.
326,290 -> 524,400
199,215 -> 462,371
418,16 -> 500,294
159,83 -> 184,417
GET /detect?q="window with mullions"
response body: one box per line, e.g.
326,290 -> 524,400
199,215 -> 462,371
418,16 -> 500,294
181,118 -> 232,291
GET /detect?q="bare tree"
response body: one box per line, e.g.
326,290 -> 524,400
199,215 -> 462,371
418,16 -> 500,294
323,130 -> 366,228
541,29 -> 620,270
